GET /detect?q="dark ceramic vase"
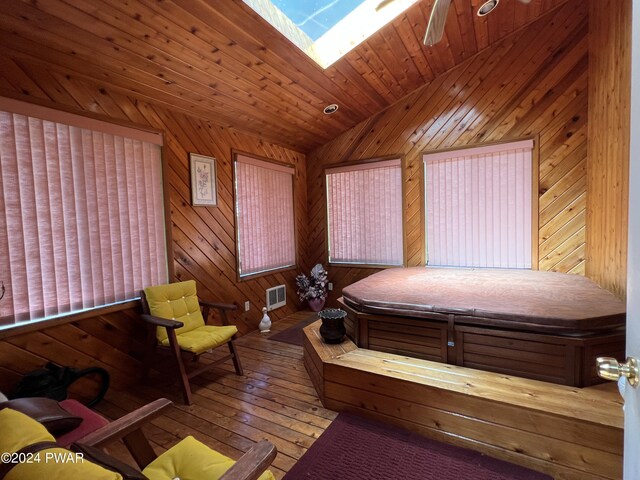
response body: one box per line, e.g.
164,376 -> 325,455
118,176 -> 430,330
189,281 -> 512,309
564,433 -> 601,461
318,308 -> 347,344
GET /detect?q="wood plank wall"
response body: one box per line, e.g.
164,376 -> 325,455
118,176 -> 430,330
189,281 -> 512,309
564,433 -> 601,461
307,0 -> 590,303
585,0 -> 632,298
0,58 -> 308,392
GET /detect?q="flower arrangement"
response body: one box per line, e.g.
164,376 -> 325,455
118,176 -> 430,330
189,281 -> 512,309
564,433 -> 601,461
295,264 -> 328,301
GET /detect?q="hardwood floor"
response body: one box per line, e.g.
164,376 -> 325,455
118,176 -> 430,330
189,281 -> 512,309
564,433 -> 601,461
87,309 -> 623,479
96,311 -> 334,479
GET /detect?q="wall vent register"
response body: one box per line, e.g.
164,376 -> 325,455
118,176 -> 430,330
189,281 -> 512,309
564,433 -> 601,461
266,285 -> 286,311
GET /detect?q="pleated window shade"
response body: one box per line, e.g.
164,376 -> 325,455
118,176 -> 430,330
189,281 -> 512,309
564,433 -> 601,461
0,99 -> 167,329
423,140 -> 533,269
326,159 -> 403,265
234,154 -> 296,277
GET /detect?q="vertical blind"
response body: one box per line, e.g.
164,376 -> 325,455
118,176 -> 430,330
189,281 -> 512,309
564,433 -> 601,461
326,159 -> 403,265
234,154 -> 296,277
423,140 -> 533,269
0,98 -> 167,328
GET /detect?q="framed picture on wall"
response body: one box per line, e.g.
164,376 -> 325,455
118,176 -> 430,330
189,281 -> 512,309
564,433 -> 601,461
189,153 -> 217,206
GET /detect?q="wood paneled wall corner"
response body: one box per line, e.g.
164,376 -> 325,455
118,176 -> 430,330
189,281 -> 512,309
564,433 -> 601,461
585,0 -> 631,298
307,0 -> 590,304
0,63 -> 308,390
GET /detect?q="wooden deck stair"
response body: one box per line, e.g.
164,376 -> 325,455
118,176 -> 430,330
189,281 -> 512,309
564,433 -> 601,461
303,320 -> 623,480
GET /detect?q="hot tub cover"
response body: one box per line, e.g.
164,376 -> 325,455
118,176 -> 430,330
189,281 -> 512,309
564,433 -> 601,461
341,267 -> 625,333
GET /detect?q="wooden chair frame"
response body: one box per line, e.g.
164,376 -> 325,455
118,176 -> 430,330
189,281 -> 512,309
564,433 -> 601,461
140,292 -> 244,405
78,398 -> 276,480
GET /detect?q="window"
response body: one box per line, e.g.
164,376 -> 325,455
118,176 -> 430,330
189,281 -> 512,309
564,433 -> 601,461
234,153 -> 296,277
243,0 -> 419,68
326,158 -> 403,266
0,97 -> 168,330
423,139 -> 534,269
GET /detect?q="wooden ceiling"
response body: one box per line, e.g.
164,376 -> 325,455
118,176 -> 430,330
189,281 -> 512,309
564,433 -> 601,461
0,0 -> 568,152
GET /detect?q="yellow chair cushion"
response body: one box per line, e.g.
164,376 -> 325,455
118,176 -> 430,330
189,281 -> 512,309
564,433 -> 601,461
142,436 -> 275,480
0,407 -> 54,453
144,280 -> 206,343
6,447 -> 122,480
159,325 -> 238,355
0,409 -> 121,480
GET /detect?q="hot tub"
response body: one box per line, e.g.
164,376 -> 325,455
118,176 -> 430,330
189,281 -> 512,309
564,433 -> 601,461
340,267 -> 626,386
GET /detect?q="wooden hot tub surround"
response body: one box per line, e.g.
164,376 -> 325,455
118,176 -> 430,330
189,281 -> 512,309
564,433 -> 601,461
302,321 -> 623,480
340,267 -> 626,387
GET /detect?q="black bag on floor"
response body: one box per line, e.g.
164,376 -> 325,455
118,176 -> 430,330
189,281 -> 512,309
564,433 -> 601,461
9,362 -> 110,407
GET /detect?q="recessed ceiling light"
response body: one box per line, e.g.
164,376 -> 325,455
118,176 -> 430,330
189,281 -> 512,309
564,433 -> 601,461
323,104 -> 339,115
477,0 -> 499,16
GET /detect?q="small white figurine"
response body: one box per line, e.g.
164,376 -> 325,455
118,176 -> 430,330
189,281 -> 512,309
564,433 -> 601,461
259,307 -> 271,333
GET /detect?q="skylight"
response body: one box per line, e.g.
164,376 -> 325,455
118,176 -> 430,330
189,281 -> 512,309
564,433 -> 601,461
244,0 -> 420,69
273,0 -> 364,41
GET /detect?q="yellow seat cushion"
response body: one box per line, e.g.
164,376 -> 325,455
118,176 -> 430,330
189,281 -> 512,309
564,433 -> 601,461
0,409 -> 121,480
0,407 -> 54,454
144,280 -> 206,343
142,436 -> 275,480
159,325 -> 238,355
6,447 -> 122,480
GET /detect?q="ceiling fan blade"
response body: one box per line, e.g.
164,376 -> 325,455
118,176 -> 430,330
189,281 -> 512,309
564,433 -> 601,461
423,0 -> 452,46
517,0 -> 533,3
376,0 -> 396,11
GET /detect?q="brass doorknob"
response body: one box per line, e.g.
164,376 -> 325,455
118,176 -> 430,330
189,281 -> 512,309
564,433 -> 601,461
596,356 -> 639,387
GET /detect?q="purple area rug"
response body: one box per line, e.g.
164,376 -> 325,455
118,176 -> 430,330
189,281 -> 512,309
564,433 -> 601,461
283,412 -> 552,480
268,313 -> 318,346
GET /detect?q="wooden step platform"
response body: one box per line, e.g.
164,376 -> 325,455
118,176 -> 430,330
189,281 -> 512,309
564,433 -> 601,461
303,320 -> 623,480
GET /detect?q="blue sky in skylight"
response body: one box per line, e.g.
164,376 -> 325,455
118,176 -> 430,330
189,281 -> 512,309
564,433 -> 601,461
272,0 -> 365,41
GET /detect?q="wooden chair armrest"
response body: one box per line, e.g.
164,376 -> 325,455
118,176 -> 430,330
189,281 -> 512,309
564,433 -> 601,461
199,300 -> 237,326
141,313 -> 184,329
199,300 -> 237,311
219,440 -> 277,480
76,398 -> 173,448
